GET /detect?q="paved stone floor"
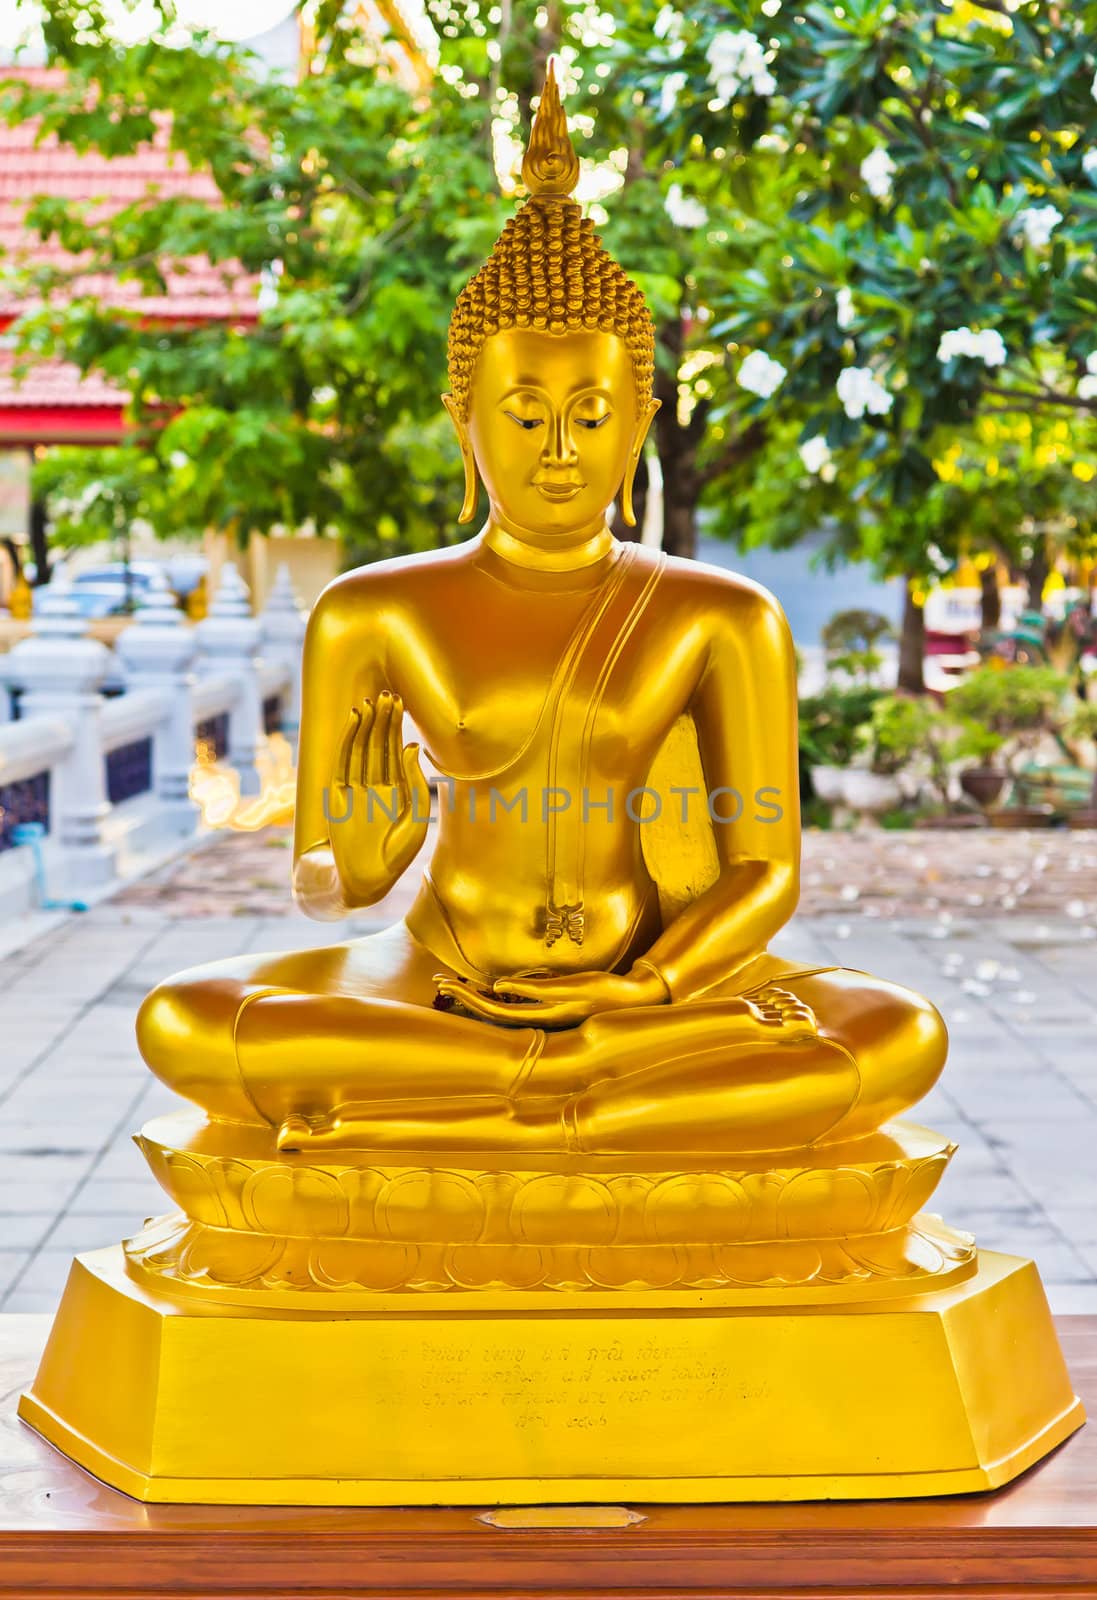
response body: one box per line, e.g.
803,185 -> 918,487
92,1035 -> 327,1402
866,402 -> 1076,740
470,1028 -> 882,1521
1,827 -> 1095,1313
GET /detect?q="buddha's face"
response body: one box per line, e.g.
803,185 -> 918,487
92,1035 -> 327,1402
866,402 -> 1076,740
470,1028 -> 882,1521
461,328 -> 647,539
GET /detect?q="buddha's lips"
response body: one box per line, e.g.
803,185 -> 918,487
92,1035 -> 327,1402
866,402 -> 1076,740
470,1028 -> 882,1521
535,481 -> 584,501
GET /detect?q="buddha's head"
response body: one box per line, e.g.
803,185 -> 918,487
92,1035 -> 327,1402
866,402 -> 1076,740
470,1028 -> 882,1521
444,64 -> 659,542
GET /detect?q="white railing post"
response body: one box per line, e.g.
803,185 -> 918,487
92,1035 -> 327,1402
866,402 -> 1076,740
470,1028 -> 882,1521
3,577 -> 117,889
194,560 -> 263,796
260,563 -> 306,734
114,586 -> 198,823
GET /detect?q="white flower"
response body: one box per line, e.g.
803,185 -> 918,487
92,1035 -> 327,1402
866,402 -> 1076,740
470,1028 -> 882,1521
654,5 -> 684,41
1086,351 -> 1097,374
1078,376 -> 1097,400
706,29 -> 777,100
660,71 -> 687,117
1091,66 -> 1097,102
575,157 -> 626,205
974,329 -> 1007,366
491,117 -> 524,193
836,365 -> 893,419
1084,149 -> 1097,181
937,326 -> 1007,368
860,147 -> 896,202
1014,204 -> 1062,249
737,350 -> 787,398
836,286 -> 856,330
799,436 -> 832,474
665,183 -> 709,230
576,8 -> 615,49
257,260 -> 283,311
0,0 -> 42,50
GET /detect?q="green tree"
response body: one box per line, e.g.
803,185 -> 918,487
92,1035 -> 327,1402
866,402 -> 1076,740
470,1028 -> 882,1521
563,0 -> 1097,682
9,0 -> 1097,679
1,0 -> 508,561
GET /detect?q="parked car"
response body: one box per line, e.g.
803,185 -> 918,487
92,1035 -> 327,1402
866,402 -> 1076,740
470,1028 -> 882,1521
55,582 -> 134,617
71,563 -> 169,597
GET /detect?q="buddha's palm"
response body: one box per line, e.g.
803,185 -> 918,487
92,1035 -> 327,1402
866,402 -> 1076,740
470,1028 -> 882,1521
328,691 -> 430,902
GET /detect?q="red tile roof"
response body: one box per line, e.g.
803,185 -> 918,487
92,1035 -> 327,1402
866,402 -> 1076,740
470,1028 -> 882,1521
0,353 -> 126,442
0,66 -> 258,440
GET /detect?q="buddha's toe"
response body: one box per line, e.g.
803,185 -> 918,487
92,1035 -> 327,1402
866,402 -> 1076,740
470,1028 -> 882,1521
276,1113 -> 315,1152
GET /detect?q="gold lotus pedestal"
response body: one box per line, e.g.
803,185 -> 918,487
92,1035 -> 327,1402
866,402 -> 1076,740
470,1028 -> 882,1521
19,1111 -> 1081,1505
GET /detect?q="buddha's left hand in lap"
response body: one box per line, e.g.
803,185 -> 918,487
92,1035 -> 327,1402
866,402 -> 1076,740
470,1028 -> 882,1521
431,967 -> 819,1048
434,964 -> 668,1027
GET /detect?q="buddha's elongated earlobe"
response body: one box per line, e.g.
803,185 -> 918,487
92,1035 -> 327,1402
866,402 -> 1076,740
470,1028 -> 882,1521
442,395 -> 479,525
621,399 -> 661,528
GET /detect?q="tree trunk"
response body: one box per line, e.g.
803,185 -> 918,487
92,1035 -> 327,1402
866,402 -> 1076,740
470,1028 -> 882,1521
1022,542 -> 1050,612
653,319 -> 701,560
898,581 -> 925,694
28,489 -> 50,586
661,490 -> 698,560
979,563 -> 1001,633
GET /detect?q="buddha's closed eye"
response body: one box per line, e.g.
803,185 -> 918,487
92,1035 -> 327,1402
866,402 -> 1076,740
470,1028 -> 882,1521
503,412 -> 610,431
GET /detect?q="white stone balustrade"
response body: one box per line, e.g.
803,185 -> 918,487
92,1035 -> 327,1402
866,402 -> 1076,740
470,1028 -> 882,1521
115,585 -> 199,818
0,711 -> 74,784
0,712 -> 75,920
2,577 -> 117,893
194,562 -> 265,796
0,559 -> 304,918
260,564 -> 307,733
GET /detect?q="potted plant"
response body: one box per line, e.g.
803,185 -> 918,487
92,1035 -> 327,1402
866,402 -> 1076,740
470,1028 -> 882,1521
799,684 -> 883,804
1064,701 -> 1097,828
845,694 -> 928,818
953,719 -> 1009,808
946,665 -> 1068,825
892,705 -> 991,827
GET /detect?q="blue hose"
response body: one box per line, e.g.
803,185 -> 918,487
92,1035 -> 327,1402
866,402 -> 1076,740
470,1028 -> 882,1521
9,822 -> 89,912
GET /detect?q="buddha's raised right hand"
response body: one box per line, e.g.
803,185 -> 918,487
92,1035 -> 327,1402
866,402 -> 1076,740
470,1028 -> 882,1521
325,690 -> 431,905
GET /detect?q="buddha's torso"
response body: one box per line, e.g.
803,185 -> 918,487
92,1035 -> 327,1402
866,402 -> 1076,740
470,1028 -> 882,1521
331,539 -> 725,978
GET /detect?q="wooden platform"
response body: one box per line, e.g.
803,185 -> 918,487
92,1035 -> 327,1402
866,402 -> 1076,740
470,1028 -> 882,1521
1,1313 -> 1094,1598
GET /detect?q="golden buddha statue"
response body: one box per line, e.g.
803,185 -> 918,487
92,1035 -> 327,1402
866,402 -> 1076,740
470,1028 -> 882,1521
136,70 -> 944,1159
21,67 -> 1082,1505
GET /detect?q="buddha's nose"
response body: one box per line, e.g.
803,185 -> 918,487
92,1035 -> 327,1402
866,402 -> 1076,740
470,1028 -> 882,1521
543,411 -> 578,467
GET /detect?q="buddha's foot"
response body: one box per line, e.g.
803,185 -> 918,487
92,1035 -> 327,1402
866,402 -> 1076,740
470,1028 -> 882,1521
276,1114 -> 315,1153
276,1098 -> 573,1154
277,1112 -> 387,1153
742,985 -> 818,1040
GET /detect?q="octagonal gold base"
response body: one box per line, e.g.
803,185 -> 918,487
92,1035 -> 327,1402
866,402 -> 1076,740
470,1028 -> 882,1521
19,1244 -> 1082,1505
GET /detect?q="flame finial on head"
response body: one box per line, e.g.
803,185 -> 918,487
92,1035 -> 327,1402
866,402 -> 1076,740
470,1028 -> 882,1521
446,59 -> 655,422
521,59 -> 580,200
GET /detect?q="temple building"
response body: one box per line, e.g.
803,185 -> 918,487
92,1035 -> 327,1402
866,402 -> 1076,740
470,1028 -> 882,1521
0,64 -> 258,596
0,1 -> 432,602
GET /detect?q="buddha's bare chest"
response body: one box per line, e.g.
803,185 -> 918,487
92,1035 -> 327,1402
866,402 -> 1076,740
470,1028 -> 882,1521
390,592 -> 697,782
